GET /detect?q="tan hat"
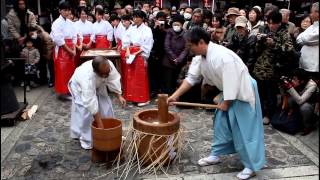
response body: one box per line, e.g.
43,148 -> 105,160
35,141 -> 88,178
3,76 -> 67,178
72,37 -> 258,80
114,4 -> 121,9
226,7 -> 240,17
235,16 -> 248,28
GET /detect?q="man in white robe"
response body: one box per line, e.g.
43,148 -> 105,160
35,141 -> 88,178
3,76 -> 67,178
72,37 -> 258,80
168,27 -> 265,180
68,56 -> 126,150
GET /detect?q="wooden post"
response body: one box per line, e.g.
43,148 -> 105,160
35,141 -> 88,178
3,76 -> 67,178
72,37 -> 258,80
157,94 -> 169,124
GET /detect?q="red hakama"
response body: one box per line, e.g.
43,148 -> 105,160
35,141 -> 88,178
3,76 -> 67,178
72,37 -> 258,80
75,34 -> 92,66
54,39 -> 76,94
95,35 -> 110,48
121,46 -> 149,103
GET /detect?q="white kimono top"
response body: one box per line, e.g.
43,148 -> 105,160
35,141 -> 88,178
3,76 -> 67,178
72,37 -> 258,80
74,19 -> 94,42
92,19 -> 114,42
113,22 -> 126,42
50,15 -> 77,46
69,60 -> 122,115
186,42 -> 256,108
122,23 -> 154,58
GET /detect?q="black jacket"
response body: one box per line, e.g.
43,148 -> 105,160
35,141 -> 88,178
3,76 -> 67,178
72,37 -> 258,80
227,33 -> 257,72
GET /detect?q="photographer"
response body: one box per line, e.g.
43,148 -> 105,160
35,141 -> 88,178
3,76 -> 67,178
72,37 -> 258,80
273,69 -> 318,135
253,10 -> 294,125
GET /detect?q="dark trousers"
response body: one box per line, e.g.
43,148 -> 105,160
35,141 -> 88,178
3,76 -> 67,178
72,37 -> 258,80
148,58 -> 161,95
161,66 -> 181,95
47,58 -> 55,85
257,79 -> 279,119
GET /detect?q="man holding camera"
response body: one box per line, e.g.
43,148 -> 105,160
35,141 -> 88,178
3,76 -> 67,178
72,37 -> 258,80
253,10 -> 294,125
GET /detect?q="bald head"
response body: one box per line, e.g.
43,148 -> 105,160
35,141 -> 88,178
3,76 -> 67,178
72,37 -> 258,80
92,56 -> 111,78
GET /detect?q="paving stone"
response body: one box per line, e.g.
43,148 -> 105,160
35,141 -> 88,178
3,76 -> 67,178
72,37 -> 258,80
15,143 -> 31,153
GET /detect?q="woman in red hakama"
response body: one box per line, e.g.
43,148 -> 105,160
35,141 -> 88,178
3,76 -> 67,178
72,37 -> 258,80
74,7 -> 93,66
122,10 -> 154,107
92,8 -> 113,49
50,2 -> 77,99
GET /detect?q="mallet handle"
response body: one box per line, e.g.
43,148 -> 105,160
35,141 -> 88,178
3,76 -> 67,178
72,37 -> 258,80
172,102 -> 219,109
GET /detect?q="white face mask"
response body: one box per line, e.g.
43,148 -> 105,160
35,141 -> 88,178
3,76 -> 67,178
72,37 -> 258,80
173,25 -> 182,32
31,33 -> 38,39
184,13 -> 192,20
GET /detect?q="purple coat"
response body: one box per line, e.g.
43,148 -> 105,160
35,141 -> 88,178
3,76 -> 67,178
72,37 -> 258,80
162,28 -> 189,69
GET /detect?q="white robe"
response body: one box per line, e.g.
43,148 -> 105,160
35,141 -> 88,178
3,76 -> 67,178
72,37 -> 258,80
50,15 -> 77,57
186,42 -> 256,108
92,19 -> 114,42
122,23 -> 154,58
113,22 -> 126,42
68,60 -> 122,148
74,19 -> 94,42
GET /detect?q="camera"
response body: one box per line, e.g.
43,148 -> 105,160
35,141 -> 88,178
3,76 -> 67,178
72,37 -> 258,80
280,76 -> 292,84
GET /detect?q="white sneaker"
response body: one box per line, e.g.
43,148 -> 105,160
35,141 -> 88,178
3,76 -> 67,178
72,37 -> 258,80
20,82 -> 24,87
137,101 -> 150,107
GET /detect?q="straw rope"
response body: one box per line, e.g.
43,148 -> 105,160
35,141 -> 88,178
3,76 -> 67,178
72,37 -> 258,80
105,121 -> 187,180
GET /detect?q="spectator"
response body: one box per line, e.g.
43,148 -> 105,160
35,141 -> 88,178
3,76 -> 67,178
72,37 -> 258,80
239,8 -> 247,17
124,4 -> 133,14
210,14 -> 226,44
113,3 -> 122,17
142,3 -> 151,16
6,0 -> 40,47
223,7 -> 240,44
253,10 -> 294,125
247,6 -> 264,36
296,2 -> 319,77
227,16 -> 257,73
263,5 -> 279,23
183,8 -> 203,30
20,38 -> 40,91
29,26 -> 54,87
273,69 -> 318,135
87,13 -> 95,23
183,7 -> 193,21
149,12 -> 168,97
122,10 -> 154,107
162,15 -> 188,94
280,9 -> 296,35
79,0 -> 86,7
202,9 -> 213,31
293,15 -> 312,39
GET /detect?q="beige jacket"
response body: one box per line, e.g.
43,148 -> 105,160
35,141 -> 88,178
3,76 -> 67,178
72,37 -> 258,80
37,26 -> 54,60
6,9 -> 40,39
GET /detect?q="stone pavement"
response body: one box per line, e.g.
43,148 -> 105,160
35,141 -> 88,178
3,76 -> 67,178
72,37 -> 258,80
1,86 -> 319,180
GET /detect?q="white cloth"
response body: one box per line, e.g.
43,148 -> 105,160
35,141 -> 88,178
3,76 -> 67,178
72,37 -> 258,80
74,19 -> 94,42
68,60 -> 122,147
122,23 -> 154,58
186,42 -> 256,108
92,19 -> 114,42
113,22 -> 126,42
50,15 -> 77,57
296,21 -> 319,72
68,60 -> 122,115
247,20 -> 264,36
50,15 -> 77,46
